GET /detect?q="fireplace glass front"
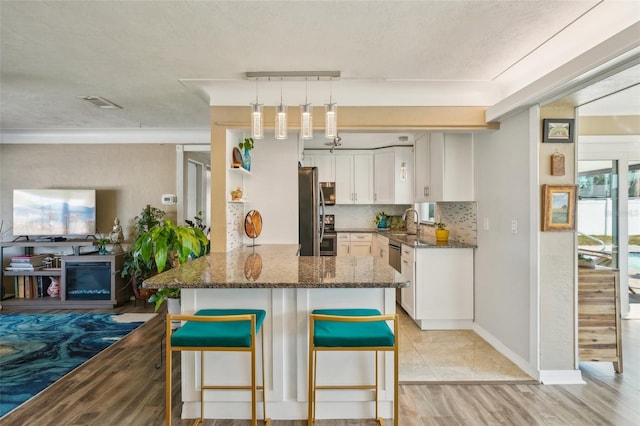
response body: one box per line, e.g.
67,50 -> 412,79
64,261 -> 111,300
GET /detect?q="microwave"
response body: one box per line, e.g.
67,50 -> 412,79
320,182 -> 336,205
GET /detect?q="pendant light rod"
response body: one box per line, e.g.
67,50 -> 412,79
246,71 -> 340,80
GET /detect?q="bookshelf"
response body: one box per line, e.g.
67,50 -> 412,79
1,240 -> 130,309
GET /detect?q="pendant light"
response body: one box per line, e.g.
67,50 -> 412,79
325,78 -> 338,139
251,79 -> 263,139
300,78 -> 313,139
275,78 -> 288,140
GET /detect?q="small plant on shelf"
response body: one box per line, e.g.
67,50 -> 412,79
238,137 -> 254,151
434,222 -> 446,230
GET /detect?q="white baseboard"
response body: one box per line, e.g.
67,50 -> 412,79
538,370 -> 586,385
472,323 -> 540,381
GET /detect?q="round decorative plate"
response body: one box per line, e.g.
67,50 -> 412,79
244,253 -> 263,281
244,210 -> 263,238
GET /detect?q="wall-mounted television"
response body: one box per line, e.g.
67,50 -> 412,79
13,189 -> 96,237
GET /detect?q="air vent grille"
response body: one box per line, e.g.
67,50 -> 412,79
78,96 -> 122,109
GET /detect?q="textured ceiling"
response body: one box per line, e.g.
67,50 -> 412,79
1,0 -> 639,131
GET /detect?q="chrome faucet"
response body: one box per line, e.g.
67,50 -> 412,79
402,208 -> 421,236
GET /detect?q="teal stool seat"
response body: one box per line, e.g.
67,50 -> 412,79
165,309 -> 270,426
312,309 -> 395,348
171,309 -> 266,348
308,308 -> 399,425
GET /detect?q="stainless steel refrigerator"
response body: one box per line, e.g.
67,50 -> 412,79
298,167 -> 325,256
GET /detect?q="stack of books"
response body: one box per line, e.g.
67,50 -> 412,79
14,275 -> 47,298
5,254 -> 48,271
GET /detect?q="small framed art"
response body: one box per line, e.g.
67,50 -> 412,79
542,118 -> 574,143
541,184 -> 577,231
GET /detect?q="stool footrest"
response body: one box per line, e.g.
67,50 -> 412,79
315,384 -> 377,390
202,385 -> 266,391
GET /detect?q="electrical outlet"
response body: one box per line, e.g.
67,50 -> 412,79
511,219 -> 518,234
483,218 -> 489,231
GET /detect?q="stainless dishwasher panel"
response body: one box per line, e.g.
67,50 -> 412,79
389,241 -> 402,272
389,241 -> 402,304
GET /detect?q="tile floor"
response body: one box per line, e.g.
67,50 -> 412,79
397,306 -> 537,384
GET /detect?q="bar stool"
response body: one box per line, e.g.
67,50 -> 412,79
308,309 -> 399,426
166,308 -> 270,426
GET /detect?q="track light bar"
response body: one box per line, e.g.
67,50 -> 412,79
246,71 -> 340,80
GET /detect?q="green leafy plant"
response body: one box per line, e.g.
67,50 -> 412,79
134,219 -> 209,312
434,222 -> 447,230
135,220 -> 209,273
374,212 -> 388,226
238,137 -> 254,151
148,287 -> 181,313
121,205 -> 166,297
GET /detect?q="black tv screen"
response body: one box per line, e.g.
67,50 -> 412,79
13,189 -> 96,237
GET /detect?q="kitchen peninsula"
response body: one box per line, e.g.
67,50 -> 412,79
144,244 -> 407,421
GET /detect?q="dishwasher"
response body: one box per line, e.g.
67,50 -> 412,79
388,241 -> 402,304
388,241 -> 402,273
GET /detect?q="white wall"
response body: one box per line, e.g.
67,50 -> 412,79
244,136 -> 299,245
474,111 -> 532,364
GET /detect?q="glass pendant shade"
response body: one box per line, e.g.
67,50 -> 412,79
300,104 -> 313,139
251,103 -> 264,139
325,103 -> 338,139
275,104 -> 288,140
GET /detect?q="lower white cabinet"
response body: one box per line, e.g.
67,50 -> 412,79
409,247 -> 474,330
400,244 -> 415,319
336,232 -> 373,256
374,234 -> 389,263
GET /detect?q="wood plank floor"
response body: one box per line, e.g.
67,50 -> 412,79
1,303 -> 638,425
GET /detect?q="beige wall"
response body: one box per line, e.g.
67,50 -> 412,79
0,143 -> 178,293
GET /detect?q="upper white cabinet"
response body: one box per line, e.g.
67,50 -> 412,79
374,146 -> 413,205
335,154 -> 374,204
303,153 -> 335,182
414,133 -> 473,202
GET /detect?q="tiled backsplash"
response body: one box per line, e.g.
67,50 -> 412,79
419,202 -> 477,245
228,201 -> 477,248
227,203 -> 244,250
326,204 -> 411,229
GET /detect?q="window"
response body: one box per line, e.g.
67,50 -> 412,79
417,202 -> 435,223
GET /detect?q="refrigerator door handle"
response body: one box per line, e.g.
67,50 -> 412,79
319,182 -> 326,242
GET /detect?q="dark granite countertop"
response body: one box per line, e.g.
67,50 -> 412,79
331,228 -> 477,249
143,244 -> 408,289
378,231 -> 477,249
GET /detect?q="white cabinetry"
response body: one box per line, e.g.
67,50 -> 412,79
336,233 -> 373,256
400,244 -> 415,318
412,248 -> 474,330
373,234 -> 389,263
414,133 -> 473,202
335,154 -> 374,204
337,233 -> 350,256
374,150 -> 394,204
303,153 -> 335,182
374,147 -> 413,205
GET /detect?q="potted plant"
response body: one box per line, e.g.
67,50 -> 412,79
96,235 -> 110,255
434,222 -> 449,242
374,212 -> 388,229
121,205 -> 166,301
238,137 -> 254,171
136,219 -> 209,312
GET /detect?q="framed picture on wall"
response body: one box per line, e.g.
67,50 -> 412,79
542,118 -> 574,143
541,184 -> 577,231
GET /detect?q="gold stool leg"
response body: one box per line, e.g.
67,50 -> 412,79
165,316 -> 172,426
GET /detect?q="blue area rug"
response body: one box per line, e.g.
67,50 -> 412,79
0,313 -> 154,418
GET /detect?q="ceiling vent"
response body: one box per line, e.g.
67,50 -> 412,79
78,96 -> 122,109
